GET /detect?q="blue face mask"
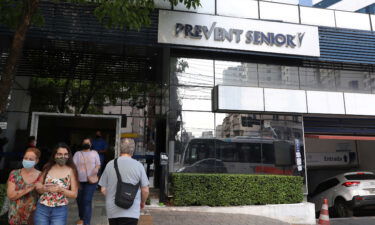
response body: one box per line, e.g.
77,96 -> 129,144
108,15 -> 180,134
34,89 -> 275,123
22,160 -> 36,169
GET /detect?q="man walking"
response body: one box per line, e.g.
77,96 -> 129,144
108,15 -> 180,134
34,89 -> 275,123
99,138 -> 149,225
92,131 -> 108,174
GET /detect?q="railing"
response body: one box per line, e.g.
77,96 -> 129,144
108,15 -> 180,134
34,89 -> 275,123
154,0 -> 375,32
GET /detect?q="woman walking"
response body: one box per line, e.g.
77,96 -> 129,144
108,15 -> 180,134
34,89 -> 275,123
73,138 -> 100,225
34,143 -> 79,225
7,147 -> 41,225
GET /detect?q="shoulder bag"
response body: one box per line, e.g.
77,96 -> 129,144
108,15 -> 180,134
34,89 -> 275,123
80,151 -> 99,184
114,158 -> 140,209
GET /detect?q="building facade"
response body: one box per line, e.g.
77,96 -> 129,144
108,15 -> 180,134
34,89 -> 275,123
1,0 -> 375,194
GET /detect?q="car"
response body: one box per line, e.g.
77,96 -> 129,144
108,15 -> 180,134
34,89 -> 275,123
309,171 -> 375,217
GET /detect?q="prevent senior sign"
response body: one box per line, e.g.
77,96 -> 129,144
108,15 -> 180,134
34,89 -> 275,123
158,10 -> 320,57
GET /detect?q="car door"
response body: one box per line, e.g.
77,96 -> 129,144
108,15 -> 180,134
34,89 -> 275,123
312,178 -> 340,211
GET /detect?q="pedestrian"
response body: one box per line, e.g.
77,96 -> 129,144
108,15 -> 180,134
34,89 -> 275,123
73,138 -> 101,225
91,131 -> 108,175
34,143 -> 79,225
7,147 -> 41,225
99,138 -> 149,225
26,136 -> 37,149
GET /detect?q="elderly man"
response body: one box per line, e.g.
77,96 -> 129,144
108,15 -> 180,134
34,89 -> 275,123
99,138 -> 149,225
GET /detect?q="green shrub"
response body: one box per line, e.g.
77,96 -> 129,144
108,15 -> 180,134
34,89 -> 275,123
172,173 -> 303,206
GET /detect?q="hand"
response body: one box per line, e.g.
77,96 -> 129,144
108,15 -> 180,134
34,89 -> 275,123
35,183 -> 43,190
25,184 -> 35,193
140,201 -> 145,210
45,184 -> 59,192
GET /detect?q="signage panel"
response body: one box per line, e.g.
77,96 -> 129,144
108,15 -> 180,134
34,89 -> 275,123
306,152 -> 351,167
158,10 -> 320,57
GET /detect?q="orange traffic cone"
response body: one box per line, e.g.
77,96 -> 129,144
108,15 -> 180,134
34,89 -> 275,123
318,198 -> 330,225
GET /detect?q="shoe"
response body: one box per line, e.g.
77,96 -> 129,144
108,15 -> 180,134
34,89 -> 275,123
76,220 -> 84,225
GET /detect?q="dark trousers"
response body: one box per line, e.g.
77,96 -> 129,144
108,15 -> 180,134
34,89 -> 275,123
77,182 -> 97,225
108,217 -> 138,225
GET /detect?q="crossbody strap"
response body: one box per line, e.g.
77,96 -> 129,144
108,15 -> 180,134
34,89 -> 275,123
114,158 -> 123,183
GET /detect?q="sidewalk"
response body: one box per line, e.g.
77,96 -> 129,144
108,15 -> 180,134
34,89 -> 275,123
67,190 -> 309,225
148,209 -> 291,225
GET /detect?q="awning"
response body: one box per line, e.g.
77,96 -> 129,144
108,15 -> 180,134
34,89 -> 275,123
305,134 -> 375,141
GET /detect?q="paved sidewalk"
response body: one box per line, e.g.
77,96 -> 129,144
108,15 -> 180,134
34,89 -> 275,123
67,191 -> 305,225
149,209 -> 291,225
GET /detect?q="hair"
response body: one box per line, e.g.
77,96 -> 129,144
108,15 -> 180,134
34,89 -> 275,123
82,137 -> 91,142
28,136 -> 36,142
25,147 -> 41,160
120,138 -> 135,155
42,142 -> 78,185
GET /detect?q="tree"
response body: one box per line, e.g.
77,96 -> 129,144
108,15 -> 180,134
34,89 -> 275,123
0,0 -> 200,114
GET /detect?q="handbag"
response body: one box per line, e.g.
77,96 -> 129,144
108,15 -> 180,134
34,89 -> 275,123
80,151 -> 99,184
114,158 -> 140,209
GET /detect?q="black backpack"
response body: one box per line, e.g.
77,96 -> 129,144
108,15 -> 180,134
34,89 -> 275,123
114,158 -> 140,209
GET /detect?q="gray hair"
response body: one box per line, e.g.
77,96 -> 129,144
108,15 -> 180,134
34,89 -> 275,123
120,138 -> 135,155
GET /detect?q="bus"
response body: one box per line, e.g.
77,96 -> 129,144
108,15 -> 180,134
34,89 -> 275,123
177,137 -> 301,175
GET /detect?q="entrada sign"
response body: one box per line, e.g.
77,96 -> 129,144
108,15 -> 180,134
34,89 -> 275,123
158,10 -> 320,57
175,22 -> 305,48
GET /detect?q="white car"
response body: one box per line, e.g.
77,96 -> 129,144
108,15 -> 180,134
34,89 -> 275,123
309,171 -> 375,217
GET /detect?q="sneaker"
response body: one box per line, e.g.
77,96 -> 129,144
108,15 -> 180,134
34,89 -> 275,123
76,220 -> 84,225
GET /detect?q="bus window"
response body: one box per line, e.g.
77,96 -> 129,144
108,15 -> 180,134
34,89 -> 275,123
218,142 -> 238,162
185,141 -> 215,164
262,143 -> 275,164
239,143 -> 261,163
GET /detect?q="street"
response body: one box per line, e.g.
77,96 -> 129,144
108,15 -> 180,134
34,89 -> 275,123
331,217 -> 375,225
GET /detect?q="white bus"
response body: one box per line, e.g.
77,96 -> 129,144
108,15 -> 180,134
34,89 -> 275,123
177,137 -> 301,175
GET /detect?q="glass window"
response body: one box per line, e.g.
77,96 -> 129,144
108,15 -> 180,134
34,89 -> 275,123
345,174 -> 375,180
170,58 -> 214,87
170,86 -> 212,111
215,61 -> 258,87
335,70 -> 372,93
299,67 -> 336,91
258,64 -> 299,89
262,144 -> 275,164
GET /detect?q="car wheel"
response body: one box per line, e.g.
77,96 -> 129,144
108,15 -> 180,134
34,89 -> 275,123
334,199 -> 353,217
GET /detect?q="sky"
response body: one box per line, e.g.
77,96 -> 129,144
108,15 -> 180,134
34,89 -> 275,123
299,0 -> 313,6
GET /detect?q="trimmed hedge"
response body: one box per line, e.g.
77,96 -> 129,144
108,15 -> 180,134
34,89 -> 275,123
172,173 -> 303,206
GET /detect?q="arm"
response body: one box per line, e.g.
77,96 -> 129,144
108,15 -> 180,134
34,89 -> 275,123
35,172 -> 48,194
140,186 -> 149,209
101,186 -> 107,196
61,169 -> 79,198
7,180 -> 35,201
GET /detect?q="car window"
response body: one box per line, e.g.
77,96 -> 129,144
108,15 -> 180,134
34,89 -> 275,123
345,174 -> 375,180
313,178 -> 340,196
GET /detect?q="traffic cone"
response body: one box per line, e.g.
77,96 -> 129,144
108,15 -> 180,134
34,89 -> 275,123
318,198 -> 330,225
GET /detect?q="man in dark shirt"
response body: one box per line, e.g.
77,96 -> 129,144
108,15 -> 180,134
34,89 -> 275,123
92,130 -> 108,174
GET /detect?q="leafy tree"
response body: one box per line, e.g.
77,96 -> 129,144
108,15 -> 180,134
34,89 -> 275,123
0,0 -> 200,114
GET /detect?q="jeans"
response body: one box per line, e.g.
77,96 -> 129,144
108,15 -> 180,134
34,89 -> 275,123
108,217 -> 138,225
34,202 -> 68,225
77,182 -> 97,225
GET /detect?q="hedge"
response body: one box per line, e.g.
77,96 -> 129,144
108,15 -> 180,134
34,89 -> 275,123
171,173 -> 303,206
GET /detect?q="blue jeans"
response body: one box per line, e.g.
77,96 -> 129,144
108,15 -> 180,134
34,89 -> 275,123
77,182 -> 97,225
34,202 -> 68,225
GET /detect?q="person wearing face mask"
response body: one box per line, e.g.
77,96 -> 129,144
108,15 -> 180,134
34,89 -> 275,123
73,138 -> 100,225
7,147 -> 41,225
34,143 -> 79,225
91,131 -> 108,175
